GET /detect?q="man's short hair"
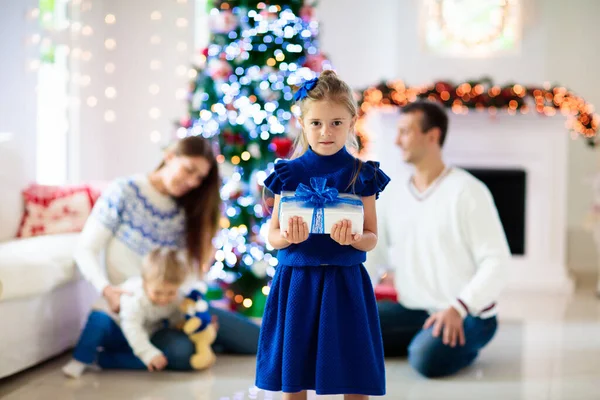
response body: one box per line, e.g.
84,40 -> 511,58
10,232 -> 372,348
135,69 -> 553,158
401,100 -> 449,147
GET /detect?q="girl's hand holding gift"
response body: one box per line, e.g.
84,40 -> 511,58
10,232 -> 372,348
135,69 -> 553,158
330,219 -> 362,246
282,216 -> 309,244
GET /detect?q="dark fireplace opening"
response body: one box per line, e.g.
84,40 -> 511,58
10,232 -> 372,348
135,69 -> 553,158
462,168 -> 526,255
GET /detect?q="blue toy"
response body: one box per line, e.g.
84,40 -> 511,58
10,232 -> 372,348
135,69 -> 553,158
180,282 -> 217,370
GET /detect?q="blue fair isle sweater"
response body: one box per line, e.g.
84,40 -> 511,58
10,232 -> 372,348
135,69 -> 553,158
74,175 -> 186,292
264,146 -> 390,267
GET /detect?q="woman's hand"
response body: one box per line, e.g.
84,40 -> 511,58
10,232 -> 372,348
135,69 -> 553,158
330,219 -> 362,246
282,216 -> 309,244
102,285 -> 131,313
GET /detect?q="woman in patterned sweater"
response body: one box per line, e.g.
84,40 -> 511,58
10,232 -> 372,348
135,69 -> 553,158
74,136 -> 259,370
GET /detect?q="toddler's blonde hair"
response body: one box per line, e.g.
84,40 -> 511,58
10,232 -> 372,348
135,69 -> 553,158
142,248 -> 189,285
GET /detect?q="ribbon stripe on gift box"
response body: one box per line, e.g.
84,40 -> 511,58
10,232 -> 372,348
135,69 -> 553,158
279,177 -> 364,235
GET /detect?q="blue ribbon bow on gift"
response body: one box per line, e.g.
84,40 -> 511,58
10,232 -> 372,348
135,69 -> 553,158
280,177 -> 363,234
293,77 -> 319,102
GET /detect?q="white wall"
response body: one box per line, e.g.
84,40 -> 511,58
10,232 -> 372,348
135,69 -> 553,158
0,0 -> 38,182
0,0 -> 38,240
70,0 -> 600,277
316,0 -> 600,278
76,0 -> 194,180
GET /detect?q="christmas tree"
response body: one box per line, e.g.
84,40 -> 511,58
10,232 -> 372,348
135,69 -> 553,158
178,0 -> 329,317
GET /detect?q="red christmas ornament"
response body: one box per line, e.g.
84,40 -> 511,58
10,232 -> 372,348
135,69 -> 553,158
223,130 -> 236,145
180,117 -> 192,128
271,137 -> 293,158
300,5 -> 314,22
303,52 -> 327,73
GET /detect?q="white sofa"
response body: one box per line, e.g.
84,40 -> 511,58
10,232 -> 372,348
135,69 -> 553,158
0,146 -> 97,379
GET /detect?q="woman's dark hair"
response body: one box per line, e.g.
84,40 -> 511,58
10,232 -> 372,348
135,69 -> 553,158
402,100 -> 449,147
157,136 -> 221,271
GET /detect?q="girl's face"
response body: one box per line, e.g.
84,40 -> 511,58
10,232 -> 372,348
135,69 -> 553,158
300,100 -> 356,156
161,153 -> 211,197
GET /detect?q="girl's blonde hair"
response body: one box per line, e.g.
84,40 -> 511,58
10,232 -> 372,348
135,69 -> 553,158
292,70 -> 363,192
292,70 -> 359,159
142,248 -> 189,285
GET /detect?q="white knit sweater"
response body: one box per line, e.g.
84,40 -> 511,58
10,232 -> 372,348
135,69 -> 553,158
366,167 -> 511,318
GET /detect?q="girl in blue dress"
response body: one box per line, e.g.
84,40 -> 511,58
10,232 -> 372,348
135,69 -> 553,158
255,70 -> 390,399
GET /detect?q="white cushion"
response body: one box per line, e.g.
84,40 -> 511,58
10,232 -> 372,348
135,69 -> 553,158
0,233 -> 80,301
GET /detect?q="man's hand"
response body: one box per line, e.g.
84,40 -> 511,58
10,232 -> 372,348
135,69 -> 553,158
102,285 -> 131,313
423,306 -> 466,348
148,354 -> 168,372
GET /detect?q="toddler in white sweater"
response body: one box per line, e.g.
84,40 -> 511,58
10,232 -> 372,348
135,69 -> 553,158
63,248 -> 189,377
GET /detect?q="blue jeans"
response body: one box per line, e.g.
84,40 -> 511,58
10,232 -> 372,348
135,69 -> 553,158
377,301 -> 498,378
73,311 -> 194,370
209,306 -> 260,354
73,308 -> 260,370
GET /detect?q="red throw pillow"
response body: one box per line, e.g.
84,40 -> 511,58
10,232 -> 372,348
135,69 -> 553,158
17,184 -> 97,238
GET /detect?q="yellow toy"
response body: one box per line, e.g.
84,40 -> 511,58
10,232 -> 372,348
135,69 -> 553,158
180,282 -> 217,370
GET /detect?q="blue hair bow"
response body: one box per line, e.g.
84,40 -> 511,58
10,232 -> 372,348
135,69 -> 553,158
293,77 -> 319,102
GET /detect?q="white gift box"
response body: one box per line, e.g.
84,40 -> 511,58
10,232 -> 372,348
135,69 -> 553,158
279,191 -> 364,235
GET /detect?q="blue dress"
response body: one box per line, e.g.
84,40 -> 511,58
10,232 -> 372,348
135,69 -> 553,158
255,146 -> 390,396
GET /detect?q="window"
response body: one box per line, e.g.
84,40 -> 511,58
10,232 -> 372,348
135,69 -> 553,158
35,0 -> 73,184
423,0 -> 521,57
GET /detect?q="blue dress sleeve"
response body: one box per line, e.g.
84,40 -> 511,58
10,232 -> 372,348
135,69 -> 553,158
355,161 -> 391,199
263,160 -> 293,195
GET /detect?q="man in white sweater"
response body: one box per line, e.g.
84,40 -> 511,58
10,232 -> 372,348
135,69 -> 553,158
369,101 -> 511,378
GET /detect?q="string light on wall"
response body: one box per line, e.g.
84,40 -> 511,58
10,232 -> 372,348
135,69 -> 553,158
150,60 -> 162,70
149,108 -> 161,119
150,130 -> 162,143
81,25 -> 93,36
79,75 -> 91,86
104,110 -> 116,122
149,84 -> 160,95
104,38 -> 116,50
71,47 -> 82,59
70,21 -> 82,33
29,7 -> 40,19
87,96 -> 98,107
100,8 -> 117,127
104,87 -> 116,99
150,11 -> 162,21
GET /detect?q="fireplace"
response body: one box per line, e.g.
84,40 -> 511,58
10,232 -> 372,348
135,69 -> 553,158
463,168 -> 526,256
